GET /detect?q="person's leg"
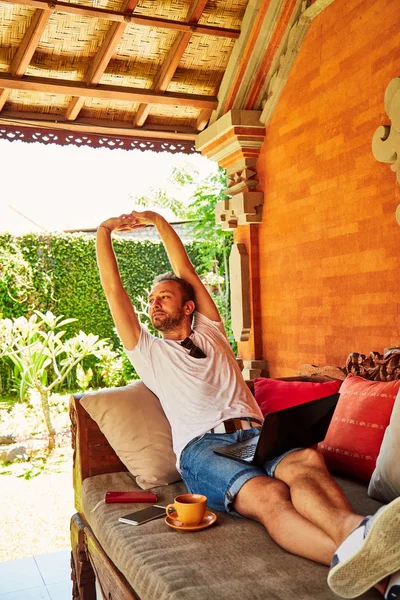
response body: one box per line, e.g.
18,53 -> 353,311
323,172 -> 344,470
181,430 -> 336,564
233,474 -> 336,565
327,498 -> 400,598
273,448 -> 363,544
273,448 -> 400,598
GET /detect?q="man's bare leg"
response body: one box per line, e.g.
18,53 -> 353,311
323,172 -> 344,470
234,473 -> 390,596
233,475 -> 336,565
274,448 -> 363,544
274,448 -> 400,597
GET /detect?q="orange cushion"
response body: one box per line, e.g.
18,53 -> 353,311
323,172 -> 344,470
318,374 -> 400,482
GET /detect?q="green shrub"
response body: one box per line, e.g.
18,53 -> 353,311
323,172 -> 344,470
0,233 -> 229,394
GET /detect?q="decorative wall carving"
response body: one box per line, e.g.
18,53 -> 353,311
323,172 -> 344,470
372,78 -> 400,183
372,78 -> 400,225
0,124 -> 196,154
260,0 -> 336,125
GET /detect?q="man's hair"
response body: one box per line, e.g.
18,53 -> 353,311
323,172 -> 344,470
152,272 -> 195,304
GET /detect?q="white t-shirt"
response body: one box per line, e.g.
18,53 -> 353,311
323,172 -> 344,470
125,312 -> 263,469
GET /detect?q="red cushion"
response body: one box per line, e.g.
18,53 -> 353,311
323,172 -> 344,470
253,378 -> 342,416
318,374 -> 400,482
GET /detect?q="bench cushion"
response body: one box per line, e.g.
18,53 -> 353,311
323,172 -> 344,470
80,382 -> 180,489
82,472 -> 382,600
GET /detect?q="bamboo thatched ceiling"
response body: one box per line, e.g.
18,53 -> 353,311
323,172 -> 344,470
0,0 -> 331,152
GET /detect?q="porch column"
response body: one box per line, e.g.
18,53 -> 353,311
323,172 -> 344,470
196,110 -> 267,376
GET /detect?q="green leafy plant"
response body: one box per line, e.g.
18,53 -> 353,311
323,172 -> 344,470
76,364 -> 93,392
0,164 -> 234,393
131,166 -> 236,349
96,345 -> 126,388
0,310 -> 107,449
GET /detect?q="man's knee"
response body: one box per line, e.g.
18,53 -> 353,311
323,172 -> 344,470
275,447 -> 327,483
234,475 -> 290,519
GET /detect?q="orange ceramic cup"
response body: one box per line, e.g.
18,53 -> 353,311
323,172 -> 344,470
166,493 -> 207,525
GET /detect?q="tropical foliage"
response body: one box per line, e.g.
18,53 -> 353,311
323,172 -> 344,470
0,311 -> 106,448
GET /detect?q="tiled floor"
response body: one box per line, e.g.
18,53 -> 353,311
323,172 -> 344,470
0,549 -> 72,600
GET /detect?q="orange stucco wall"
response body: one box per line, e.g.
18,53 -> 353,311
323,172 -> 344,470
256,0 -> 400,376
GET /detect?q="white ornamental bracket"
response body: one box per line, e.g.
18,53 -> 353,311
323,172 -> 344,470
372,77 -> 400,225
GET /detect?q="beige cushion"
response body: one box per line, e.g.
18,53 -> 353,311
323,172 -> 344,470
368,387 -> 400,502
81,382 -> 181,490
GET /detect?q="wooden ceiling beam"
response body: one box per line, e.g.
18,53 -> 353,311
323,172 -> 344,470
10,10 -> 50,76
65,0 -> 140,121
0,73 -> 218,109
196,109 -> 213,131
0,89 -> 10,110
0,9 -> 50,112
133,0 -> 208,128
1,0 -> 239,38
0,113 -> 197,140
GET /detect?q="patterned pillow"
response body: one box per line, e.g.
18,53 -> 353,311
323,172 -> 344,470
318,374 -> 400,482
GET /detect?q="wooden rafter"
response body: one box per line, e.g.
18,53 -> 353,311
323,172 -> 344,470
0,113 -> 197,140
243,0 -> 298,109
0,73 -> 218,109
0,9 -> 50,111
65,0 -> 140,121
196,108 -> 213,131
1,0 -> 240,38
221,0 -> 274,115
133,0 -> 209,128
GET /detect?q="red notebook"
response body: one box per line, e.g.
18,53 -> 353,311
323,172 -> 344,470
105,491 -> 157,503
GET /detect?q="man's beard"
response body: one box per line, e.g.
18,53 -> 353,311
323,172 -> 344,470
151,308 -> 185,333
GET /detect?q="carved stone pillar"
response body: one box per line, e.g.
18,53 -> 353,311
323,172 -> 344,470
196,110 -> 265,229
196,110 -> 266,365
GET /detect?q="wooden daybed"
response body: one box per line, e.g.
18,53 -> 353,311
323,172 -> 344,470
69,348 -> 400,600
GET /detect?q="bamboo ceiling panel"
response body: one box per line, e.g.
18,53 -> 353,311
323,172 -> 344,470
199,0 -> 247,27
0,0 -> 247,151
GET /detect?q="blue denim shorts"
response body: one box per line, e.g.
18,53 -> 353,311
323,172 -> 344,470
179,427 -> 298,515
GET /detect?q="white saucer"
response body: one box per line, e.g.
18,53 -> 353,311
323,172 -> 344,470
165,510 -> 217,531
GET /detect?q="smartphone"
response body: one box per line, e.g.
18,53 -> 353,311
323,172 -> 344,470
118,505 -> 166,526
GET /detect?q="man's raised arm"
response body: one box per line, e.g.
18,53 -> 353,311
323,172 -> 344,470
131,210 -> 221,322
96,215 -> 141,351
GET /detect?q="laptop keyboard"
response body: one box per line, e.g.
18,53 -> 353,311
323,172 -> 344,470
222,443 -> 257,460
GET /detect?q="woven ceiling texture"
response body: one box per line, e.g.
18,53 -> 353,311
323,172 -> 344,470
0,0 -> 247,151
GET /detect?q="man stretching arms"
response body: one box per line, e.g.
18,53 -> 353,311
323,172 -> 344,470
96,210 -> 400,599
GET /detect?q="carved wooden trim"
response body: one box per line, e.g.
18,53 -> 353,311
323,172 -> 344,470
69,395 -> 128,514
298,347 -> 400,382
71,514 -> 96,600
346,348 -> 400,381
85,526 -> 140,600
0,124 -> 196,154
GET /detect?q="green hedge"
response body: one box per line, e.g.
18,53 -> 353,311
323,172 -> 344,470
0,232 -> 226,394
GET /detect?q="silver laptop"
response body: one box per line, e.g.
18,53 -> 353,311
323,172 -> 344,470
213,392 -> 340,466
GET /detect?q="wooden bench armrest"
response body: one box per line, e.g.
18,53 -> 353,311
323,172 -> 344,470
70,394 -> 128,513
